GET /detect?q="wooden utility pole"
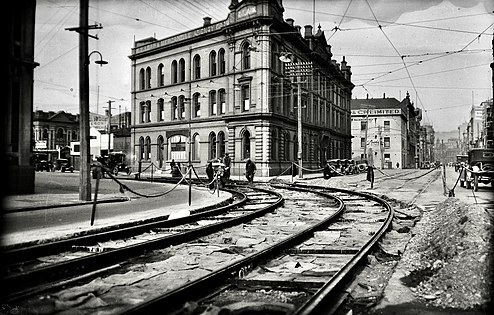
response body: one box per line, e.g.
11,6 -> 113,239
66,0 -> 103,201
78,0 -> 90,201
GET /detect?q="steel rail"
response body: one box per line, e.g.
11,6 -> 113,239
290,184 -> 394,315
115,185 -> 345,315
1,187 -> 282,301
1,188 -> 239,266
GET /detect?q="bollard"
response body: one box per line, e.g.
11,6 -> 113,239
91,164 -> 101,226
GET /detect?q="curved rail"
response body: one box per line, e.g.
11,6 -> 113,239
1,187 -> 282,302
292,184 -> 394,315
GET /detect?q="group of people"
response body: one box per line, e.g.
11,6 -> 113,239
205,153 -> 257,188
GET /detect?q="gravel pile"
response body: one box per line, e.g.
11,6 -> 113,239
399,198 -> 493,310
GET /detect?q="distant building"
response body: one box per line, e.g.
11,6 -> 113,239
351,93 -> 422,169
419,124 -> 435,167
465,99 -> 492,149
128,0 -> 354,176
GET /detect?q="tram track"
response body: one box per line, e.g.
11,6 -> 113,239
0,186 -> 281,302
5,183 -> 393,315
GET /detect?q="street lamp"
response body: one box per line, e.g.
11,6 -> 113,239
88,50 -> 108,66
279,52 -> 312,179
79,50 -> 107,201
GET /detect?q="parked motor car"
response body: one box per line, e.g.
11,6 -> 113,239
54,158 -> 74,172
355,159 -> 369,173
96,152 -> 131,176
323,159 -> 343,179
455,154 -> 468,172
33,153 -> 53,172
460,148 -> 494,191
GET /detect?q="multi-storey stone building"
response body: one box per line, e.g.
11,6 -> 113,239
350,93 -> 421,169
129,0 -> 353,176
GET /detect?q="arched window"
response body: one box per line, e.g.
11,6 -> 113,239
209,132 -> 216,160
218,131 -> 226,158
179,58 -> 186,82
242,42 -> 251,70
209,51 -> 217,76
139,136 -> 145,160
56,128 -> 64,141
218,89 -> 226,114
171,97 -> 178,120
145,100 -> 151,122
157,135 -> 165,168
171,60 -> 177,84
270,129 -> 277,161
193,54 -> 201,80
192,133 -> 200,161
178,95 -> 185,119
158,63 -> 165,86
145,67 -> 152,89
139,68 -> 145,90
242,130 -> 251,160
209,90 -> 217,115
284,132 -> 290,161
158,98 -> 164,121
140,101 -> 146,123
193,93 -> 201,118
145,136 -> 151,160
218,48 -> 226,74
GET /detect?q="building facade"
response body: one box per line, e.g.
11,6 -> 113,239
6,0 -> 39,194
350,93 -> 421,169
128,0 -> 353,176
418,124 -> 435,167
33,110 -> 79,154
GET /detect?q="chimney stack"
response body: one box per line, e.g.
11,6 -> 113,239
304,25 -> 313,38
285,18 -> 294,27
203,17 -> 212,26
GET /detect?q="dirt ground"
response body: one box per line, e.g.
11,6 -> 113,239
339,196 -> 493,315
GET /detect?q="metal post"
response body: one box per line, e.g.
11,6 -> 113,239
364,108 -> 369,160
106,100 -> 113,155
79,0 -> 91,201
297,80 -> 303,179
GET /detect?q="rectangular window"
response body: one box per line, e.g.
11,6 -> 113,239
361,137 -> 366,148
219,91 -> 226,114
384,153 -> 390,160
159,102 -> 164,121
384,137 -> 390,148
361,121 -> 367,131
384,120 -> 390,131
241,85 -> 250,111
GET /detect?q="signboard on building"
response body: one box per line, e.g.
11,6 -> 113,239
351,109 -> 401,116
35,140 -> 47,150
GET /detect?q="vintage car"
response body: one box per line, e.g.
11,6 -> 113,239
355,159 -> 369,173
323,159 -> 343,179
54,158 -> 74,172
33,153 -> 53,172
454,154 -> 468,172
460,148 -> 494,191
96,152 -> 131,176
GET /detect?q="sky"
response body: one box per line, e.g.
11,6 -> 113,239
33,0 -> 494,132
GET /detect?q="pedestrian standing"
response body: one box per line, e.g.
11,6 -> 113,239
223,153 -> 231,181
206,161 -> 214,189
366,165 -> 375,189
245,158 -> 256,184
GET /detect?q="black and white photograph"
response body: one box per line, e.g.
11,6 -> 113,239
3,0 -> 493,314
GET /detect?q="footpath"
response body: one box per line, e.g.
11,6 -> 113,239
1,173 -> 232,247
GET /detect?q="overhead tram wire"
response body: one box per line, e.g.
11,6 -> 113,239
357,22 -> 494,88
328,0 -> 353,40
364,0 -> 429,122
138,0 -> 194,29
285,5 -> 494,35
